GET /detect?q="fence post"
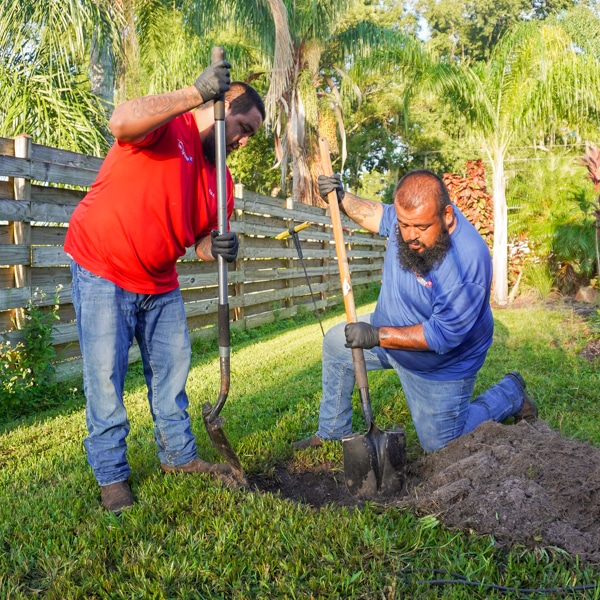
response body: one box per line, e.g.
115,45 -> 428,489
12,134 -> 32,328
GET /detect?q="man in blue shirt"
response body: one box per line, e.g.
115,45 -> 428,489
293,170 -> 537,453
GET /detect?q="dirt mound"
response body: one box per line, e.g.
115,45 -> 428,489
251,420 -> 600,564
400,420 -> 600,563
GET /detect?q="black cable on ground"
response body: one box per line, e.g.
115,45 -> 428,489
397,567 -> 599,596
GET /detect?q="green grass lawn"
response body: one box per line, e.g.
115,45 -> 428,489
1,294 -> 600,599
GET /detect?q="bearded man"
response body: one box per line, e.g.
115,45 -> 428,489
293,170 -> 537,454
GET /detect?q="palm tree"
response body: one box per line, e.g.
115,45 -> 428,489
0,0 -> 121,154
422,9 -> 600,304
183,0 -> 426,205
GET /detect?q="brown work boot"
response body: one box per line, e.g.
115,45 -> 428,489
100,480 -> 134,513
161,457 -> 244,489
291,434 -> 323,450
506,371 -> 538,423
161,457 -> 232,476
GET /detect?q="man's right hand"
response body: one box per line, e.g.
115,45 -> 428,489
318,174 -> 345,204
211,230 -> 239,262
193,60 -> 232,103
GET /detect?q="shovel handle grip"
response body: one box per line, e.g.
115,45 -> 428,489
319,137 -> 371,398
212,46 -> 226,121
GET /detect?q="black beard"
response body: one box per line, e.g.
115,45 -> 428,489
396,224 -> 451,275
202,128 -> 216,166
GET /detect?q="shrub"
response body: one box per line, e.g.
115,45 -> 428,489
0,288 -> 74,421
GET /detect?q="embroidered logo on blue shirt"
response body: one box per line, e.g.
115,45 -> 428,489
177,139 -> 193,163
416,275 -> 432,287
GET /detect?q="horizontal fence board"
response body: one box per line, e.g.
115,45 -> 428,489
0,244 -> 30,266
0,151 -> 99,188
32,184 -> 87,206
31,142 -> 104,171
0,282 -> 72,310
31,226 -> 68,246
0,199 -> 76,223
32,246 -> 71,268
0,199 -> 29,221
0,286 -> 31,311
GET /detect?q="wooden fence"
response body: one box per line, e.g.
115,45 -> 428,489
0,135 -> 384,380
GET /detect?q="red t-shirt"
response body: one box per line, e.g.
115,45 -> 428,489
64,112 -> 234,294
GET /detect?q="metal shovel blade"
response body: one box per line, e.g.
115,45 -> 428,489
202,409 -> 246,486
203,398 -> 247,486
342,423 -> 407,499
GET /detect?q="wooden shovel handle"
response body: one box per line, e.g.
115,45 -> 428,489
318,137 -> 370,395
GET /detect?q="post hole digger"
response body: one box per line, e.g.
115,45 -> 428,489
201,47 -> 246,487
319,136 -> 406,500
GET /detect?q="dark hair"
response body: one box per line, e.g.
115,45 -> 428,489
393,169 -> 451,218
225,82 -> 266,122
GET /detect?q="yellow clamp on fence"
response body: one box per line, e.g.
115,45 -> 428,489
275,221 -> 311,240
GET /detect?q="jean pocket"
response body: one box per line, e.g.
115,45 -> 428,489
77,264 -> 103,281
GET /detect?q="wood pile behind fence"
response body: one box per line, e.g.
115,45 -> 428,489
0,135 -> 384,381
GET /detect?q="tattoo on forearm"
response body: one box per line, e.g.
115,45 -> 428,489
343,196 -> 377,226
131,89 -> 195,118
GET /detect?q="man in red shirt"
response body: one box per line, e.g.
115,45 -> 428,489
64,60 -> 264,512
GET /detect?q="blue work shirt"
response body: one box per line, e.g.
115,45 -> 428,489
372,203 -> 494,380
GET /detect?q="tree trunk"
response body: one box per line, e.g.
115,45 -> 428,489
491,151 -> 508,305
89,26 -> 115,147
89,27 -> 114,114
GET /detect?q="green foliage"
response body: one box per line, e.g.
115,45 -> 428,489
0,288 -> 77,422
0,0 -> 119,154
227,127 -> 282,197
418,0 -> 576,63
522,261 -> 556,300
507,151 -> 598,286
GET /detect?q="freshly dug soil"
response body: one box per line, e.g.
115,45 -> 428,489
251,420 -> 600,565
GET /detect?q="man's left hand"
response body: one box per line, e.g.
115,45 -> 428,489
211,231 -> 239,262
345,322 -> 380,349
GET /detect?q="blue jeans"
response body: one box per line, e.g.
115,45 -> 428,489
316,314 -> 526,453
70,261 -> 197,486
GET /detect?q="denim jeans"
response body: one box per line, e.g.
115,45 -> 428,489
70,261 -> 197,486
316,314 -> 526,453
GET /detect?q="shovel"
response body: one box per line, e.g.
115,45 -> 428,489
202,46 -> 246,486
319,136 -> 406,500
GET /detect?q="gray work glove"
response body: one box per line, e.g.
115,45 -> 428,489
318,174 -> 345,204
194,61 -> 231,103
211,230 -> 239,262
345,322 -> 380,349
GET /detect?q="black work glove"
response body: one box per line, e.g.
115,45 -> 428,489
193,60 -> 231,103
211,230 -> 239,262
345,322 -> 380,349
318,174 -> 345,204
